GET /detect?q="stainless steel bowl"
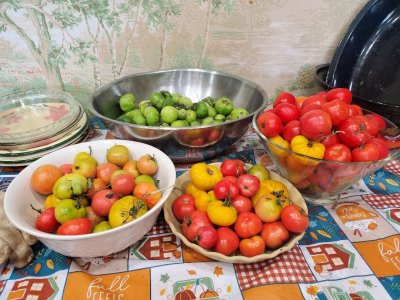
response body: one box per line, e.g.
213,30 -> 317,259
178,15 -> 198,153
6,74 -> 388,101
89,68 -> 268,163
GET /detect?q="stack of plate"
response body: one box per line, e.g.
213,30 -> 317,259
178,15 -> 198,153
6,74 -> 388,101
0,90 -> 89,167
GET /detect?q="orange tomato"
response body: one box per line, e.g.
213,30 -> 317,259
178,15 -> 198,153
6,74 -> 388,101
86,177 -> 107,199
96,162 -> 119,185
31,164 -> 63,195
133,181 -> 161,209
122,160 -> 140,179
137,154 -> 158,175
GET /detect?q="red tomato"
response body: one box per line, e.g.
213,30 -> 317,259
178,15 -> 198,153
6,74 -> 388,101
172,194 -> 196,222
35,207 -> 60,233
351,143 -> 380,162
195,225 -> 218,249
281,204 -> 309,233
320,133 -> 339,148
356,115 -> 380,137
321,99 -> 349,127
299,103 -> 322,117
273,92 -> 296,108
91,189 -> 120,217
222,175 -> 238,184
324,143 -> 352,162
260,221 -> 290,250
273,103 -> 300,124
231,194 -> 253,213
239,235 -> 265,257
302,95 -> 327,107
57,218 -> 93,235
182,211 -> 212,242
236,174 -> 260,197
256,111 -> 284,138
213,179 -> 240,200
96,162 -> 119,185
348,104 -> 363,117
111,173 -> 135,195
214,227 -> 240,256
338,117 -> 371,148
220,159 -> 246,177
234,211 -> 263,239
365,113 -> 386,130
299,110 -> 333,141
59,164 -> 73,175
326,88 -> 352,104
370,137 -> 389,159
283,120 -> 300,142
207,128 -> 221,142
309,165 -> 334,190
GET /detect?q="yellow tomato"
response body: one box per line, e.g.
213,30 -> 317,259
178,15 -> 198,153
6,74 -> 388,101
291,135 -> 325,166
207,200 -> 237,226
185,182 -> 202,195
207,190 -> 218,202
192,190 -> 211,212
263,179 -> 290,208
108,196 -> 147,228
189,163 -> 223,191
269,135 -> 290,159
44,194 -> 62,209
254,193 -> 282,222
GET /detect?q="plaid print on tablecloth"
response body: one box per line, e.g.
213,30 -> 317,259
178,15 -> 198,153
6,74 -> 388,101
146,215 -> 172,235
235,245 -> 315,290
384,158 -> 400,175
363,193 -> 400,209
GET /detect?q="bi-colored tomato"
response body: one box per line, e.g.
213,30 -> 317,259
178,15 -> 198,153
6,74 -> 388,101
253,193 -> 282,223
239,235 -> 265,257
214,227 -> 240,256
54,199 -> 87,224
96,162 -> 119,185
234,212 -> 263,239
280,204 -> 309,233
133,181 -> 161,209
137,154 -> 158,175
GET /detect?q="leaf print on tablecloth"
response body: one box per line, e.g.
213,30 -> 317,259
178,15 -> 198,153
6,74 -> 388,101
317,230 -> 332,238
187,270 -> 197,275
310,231 -> 318,240
316,215 -> 328,221
306,285 -> 319,296
213,266 -> 223,277
363,279 -> 375,288
160,288 -> 166,296
386,178 -> 399,186
378,182 -> 386,191
348,279 -> 358,285
160,273 -> 170,283
227,284 -> 231,293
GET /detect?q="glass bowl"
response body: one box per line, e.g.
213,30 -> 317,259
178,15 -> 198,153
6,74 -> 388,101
0,89 -> 81,145
252,108 -> 400,205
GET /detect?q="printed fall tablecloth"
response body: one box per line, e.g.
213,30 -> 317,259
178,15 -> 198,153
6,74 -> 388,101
0,117 -> 399,300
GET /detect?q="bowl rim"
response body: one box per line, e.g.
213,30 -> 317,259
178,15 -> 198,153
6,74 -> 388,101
3,139 -> 176,241
163,162 -> 307,264
88,68 -> 269,131
252,107 -> 400,166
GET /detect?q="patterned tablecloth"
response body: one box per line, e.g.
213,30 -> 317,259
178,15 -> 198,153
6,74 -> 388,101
1,117 -> 400,300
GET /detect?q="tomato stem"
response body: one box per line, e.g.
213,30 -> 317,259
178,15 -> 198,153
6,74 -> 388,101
30,204 -> 43,215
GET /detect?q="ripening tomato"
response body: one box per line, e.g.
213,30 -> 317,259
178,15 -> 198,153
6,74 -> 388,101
91,189 -> 120,217
57,218 -> 92,235
54,199 -> 87,224
133,181 -> 161,209
59,164 -> 73,175
283,120 -> 300,142
253,193 -> 282,222
280,204 -> 309,233
172,194 -> 196,222
234,212 -> 263,239
370,137 -> 389,159
321,99 -> 349,127
273,92 -> 296,108
214,227 -> 240,256
35,207 -> 60,233
299,110 -> 332,141
137,154 -> 158,175
351,143 -> 380,162
256,111 -> 284,138
324,143 -> 352,162
326,88 -> 352,104
106,144 -> 130,167
273,103 -> 300,124
239,235 -> 265,257
96,162 -> 119,185
31,164 -> 64,195
260,221 -> 290,250
86,177 -> 107,199
122,160 -> 140,179
195,225 -> 218,249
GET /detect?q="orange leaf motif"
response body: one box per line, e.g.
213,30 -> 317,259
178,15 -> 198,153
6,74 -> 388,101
160,288 -> 166,296
214,266 -> 224,277
316,216 -> 328,221
306,285 -> 319,296
187,270 -> 197,275
310,231 -> 318,241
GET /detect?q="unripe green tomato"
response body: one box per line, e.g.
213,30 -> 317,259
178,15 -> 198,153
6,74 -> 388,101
93,221 -> 113,233
215,97 -> 234,116
160,106 -> 179,124
185,110 -> 197,123
54,199 -> 87,224
171,120 -> 189,127
119,93 -> 136,112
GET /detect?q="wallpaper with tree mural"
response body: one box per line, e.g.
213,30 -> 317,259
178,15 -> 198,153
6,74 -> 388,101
0,0 -> 367,108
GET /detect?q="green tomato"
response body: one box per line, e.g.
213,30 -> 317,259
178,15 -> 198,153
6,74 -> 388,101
172,93 -> 182,104
93,221 -> 113,233
195,101 -> 208,119
143,106 -> 159,117
185,109 -> 197,123
178,96 -> 193,109
170,120 -> 189,127
202,116 -> 215,125
53,173 -> 88,199
116,114 -> 132,123
160,90 -> 174,108
161,122 -> 170,127
215,96 -> 234,116
177,108 -> 187,120
160,106 -> 178,124
54,199 -> 87,224
190,120 -> 202,126
206,104 -> 217,118
138,100 -> 153,113
213,119 -> 224,124
145,112 -> 160,126
214,114 -> 226,121
134,174 -> 156,185
229,107 -> 249,120
119,93 -> 136,112
202,96 -> 216,107
150,92 -> 164,109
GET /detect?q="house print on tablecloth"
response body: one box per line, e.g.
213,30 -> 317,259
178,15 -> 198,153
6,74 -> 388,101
306,243 -> 355,272
131,233 -> 181,260
7,277 -> 59,299
386,208 -> 400,225
317,286 -> 373,300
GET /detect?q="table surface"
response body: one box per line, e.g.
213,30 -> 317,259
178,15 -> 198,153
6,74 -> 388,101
1,116 -> 400,300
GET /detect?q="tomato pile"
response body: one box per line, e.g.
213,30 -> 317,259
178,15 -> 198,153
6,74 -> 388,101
171,159 -> 309,257
30,145 -> 162,235
257,88 -> 390,164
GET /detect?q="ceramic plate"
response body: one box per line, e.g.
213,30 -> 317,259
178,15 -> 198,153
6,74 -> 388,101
163,162 -> 307,264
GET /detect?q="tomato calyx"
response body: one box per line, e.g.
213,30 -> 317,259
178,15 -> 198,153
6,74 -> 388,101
30,204 -> 43,215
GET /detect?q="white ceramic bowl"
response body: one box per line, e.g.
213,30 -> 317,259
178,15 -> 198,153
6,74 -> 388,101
4,140 -> 176,258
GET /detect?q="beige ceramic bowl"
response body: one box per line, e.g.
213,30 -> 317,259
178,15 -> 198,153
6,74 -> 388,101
163,162 -> 307,264
4,140 -> 176,258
